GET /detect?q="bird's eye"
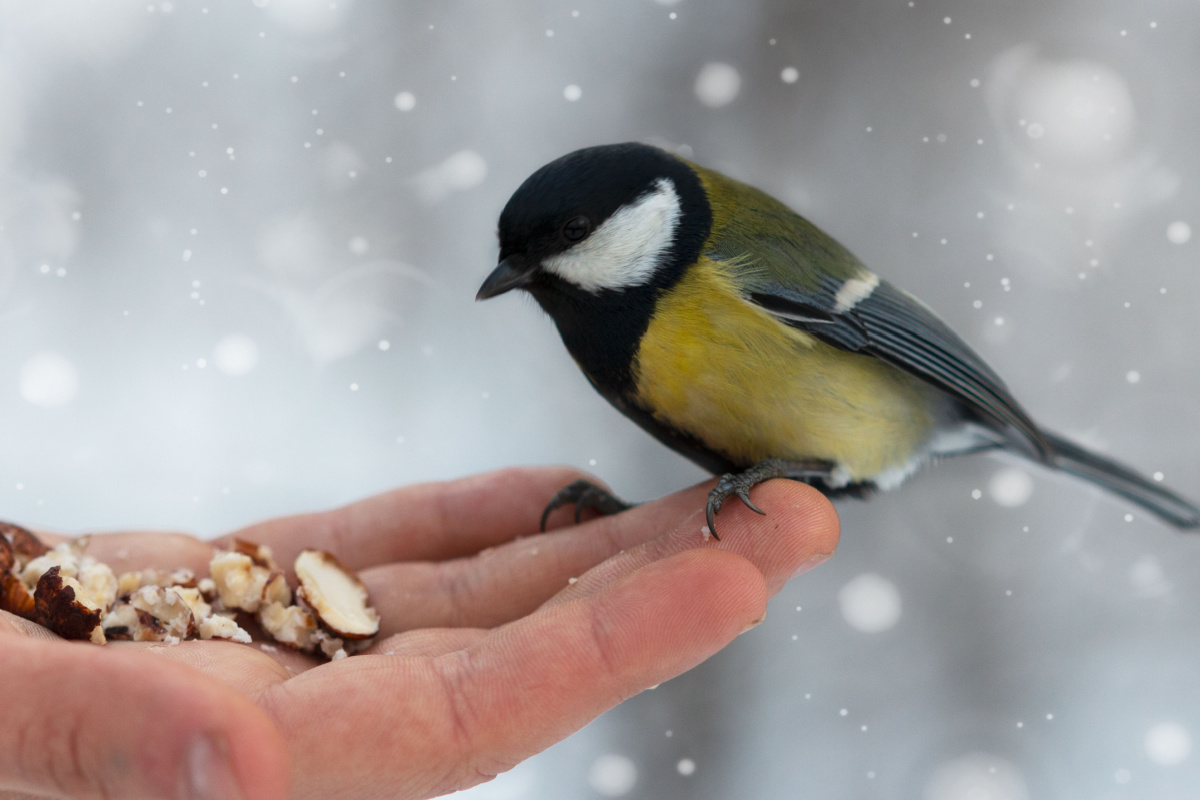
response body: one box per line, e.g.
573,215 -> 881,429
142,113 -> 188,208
562,216 -> 591,243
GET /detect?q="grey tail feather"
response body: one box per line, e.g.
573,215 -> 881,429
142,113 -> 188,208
1043,432 -> 1200,529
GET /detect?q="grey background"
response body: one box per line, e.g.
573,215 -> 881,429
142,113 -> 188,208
2,0 -> 1199,797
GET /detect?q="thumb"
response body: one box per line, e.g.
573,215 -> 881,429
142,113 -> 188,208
0,631 -> 289,800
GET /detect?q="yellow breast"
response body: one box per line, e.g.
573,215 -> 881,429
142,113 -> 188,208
632,258 -> 940,480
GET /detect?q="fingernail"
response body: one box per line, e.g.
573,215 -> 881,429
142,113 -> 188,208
185,735 -> 245,800
791,553 -> 832,579
739,613 -> 766,635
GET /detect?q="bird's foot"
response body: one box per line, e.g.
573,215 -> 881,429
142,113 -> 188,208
540,479 -> 635,532
705,458 -> 835,539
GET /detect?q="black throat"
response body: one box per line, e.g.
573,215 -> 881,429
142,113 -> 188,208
527,278 -> 662,397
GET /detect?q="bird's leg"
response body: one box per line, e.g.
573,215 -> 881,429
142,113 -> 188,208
706,458 -> 836,539
540,479 -> 635,532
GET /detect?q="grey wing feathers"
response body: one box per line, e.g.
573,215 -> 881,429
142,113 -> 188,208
745,275 -> 1053,460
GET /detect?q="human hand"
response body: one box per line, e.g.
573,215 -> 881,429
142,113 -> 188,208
1,467 -> 839,800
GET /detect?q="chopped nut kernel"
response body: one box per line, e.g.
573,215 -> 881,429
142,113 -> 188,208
232,538 -> 277,569
117,568 -> 198,597
1,521 -> 50,565
35,566 -> 105,643
294,550 -> 380,640
102,603 -> 167,641
199,613 -> 252,643
258,601 -> 319,649
0,533 -> 14,574
263,571 -> 293,606
209,550 -> 272,612
1,573 -> 36,619
129,586 -> 198,639
6,526 -> 375,660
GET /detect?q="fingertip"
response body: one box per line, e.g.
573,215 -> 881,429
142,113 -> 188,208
751,478 -> 840,545
0,639 -> 290,800
765,478 -> 841,556
108,650 -> 291,800
702,479 -> 839,593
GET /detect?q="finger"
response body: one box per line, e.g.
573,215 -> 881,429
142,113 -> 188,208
107,640 -> 305,696
259,548 -> 767,799
217,466 -> 594,572
459,549 -> 769,762
1,611 -> 57,643
551,478 -> 840,604
358,481 -> 705,634
368,628 -> 487,658
70,532 -> 215,577
360,478 -> 838,634
0,637 -> 289,800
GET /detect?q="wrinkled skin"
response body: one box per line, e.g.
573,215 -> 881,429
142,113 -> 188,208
0,467 -> 839,800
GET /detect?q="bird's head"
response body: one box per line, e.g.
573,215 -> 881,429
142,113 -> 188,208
477,143 -> 711,308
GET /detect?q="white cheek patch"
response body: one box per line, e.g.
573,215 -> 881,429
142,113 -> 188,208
833,272 -> 880,312
542,178 -> 682,293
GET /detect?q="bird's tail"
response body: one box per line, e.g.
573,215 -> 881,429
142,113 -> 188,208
1044,432 -> 1200,529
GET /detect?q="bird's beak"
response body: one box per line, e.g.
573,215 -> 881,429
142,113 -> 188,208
476,256 -> 535,301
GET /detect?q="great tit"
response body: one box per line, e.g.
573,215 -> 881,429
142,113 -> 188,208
477,142 -> 1200,536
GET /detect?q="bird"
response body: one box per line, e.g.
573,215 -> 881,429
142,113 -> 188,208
476,142 -> 1200,537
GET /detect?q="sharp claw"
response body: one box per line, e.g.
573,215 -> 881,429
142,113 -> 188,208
541,480 -> 632,531
736,489 -> 765,515
704,493 -> 725,541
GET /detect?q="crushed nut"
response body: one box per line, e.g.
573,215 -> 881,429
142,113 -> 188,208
294,550 -> 380,640
35,566 -> 106,644
128,586 -> 199,639
4,525 -> 375,660
208,551 -> 272,613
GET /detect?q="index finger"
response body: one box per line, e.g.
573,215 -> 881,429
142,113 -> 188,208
216,466 -> 593,571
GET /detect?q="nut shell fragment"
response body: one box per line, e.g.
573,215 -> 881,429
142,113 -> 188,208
1,573 -> 36,619
231,538 -> 277,569
294,550 -> 379,640
35,566 -> 105,644
0,533 -> 14,574
0,536 -> 33,618
20,541 -> 118,615
0,521 -> 50,564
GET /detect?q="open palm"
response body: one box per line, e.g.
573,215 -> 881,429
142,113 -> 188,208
0,467 -> 839,800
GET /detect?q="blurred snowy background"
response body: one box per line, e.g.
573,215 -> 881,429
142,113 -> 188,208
2,0 -> 1199,797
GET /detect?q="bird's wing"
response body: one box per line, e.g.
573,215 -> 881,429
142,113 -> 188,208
708,224 -> 1051,459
